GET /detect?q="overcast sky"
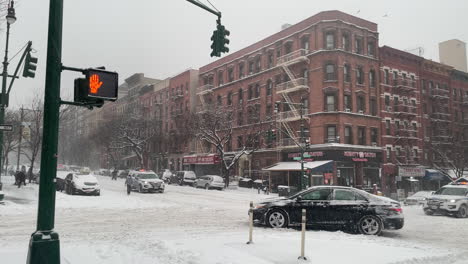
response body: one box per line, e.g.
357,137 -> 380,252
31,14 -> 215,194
3,0 -> 468,108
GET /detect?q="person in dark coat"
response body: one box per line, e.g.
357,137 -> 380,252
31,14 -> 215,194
125,175 -> 132,195
17,166 -> 27,188
28,167 -> 34,183
112,169 -> 118,180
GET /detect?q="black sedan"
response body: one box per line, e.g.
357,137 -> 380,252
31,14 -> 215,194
252,186 -> 403,235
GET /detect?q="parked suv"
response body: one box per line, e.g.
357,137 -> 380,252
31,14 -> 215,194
64,173 -> 100,196
171,171 -> 197,186
423,183 -> 468,218
194,175 -> 224,190
128,170 -> 164,193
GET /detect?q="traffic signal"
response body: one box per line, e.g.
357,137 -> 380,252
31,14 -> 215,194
210,29 -> 220,57
85,68 -> 118,101
271,129 -> 276,140
218,24 -> 230,54
23,51 -> 38,78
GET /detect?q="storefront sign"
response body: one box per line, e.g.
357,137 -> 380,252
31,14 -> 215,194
352,158 -> 368,162
344,151 -> 377,158
285,150 -> 381,163
288,152 -> 324,158
183,155 -> 220,165
398,166 -> 425,177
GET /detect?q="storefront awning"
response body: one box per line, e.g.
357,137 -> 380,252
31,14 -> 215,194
263,160 -> 333,172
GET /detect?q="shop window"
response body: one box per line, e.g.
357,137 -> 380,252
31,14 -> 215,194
325,31 -> 335,49
325,94 -> 337,111
345,126 -> 353,144
358,127 -> 366,145
325,63 -> 336,80
344,64 -> 351,82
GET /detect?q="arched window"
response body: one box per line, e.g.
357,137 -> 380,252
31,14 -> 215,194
356,67 -> 364,84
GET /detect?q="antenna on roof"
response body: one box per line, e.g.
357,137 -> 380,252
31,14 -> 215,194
404,47 -> 424,57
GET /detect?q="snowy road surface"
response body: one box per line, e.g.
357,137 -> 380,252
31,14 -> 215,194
1,175 -> 468,264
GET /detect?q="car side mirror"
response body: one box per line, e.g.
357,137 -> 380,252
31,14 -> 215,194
296,196 -> 303,202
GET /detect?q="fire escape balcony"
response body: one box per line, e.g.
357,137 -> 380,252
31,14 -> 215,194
276,78 -> 309,94
430,89 -> 450,100
430,113 -> 451,122
172,91 -> 184,100
277,137 -> 302,148
393,105 -> 418,117
276,49 -> 309,66
462,98 -> 468,106
395,129 -> 418,139
197,84 -> 214,95
393,79 -> 417,92
171,109 -> 183,118
276,109 -> 309,122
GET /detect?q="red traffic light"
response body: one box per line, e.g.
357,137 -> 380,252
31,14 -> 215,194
86,69 -> 118,101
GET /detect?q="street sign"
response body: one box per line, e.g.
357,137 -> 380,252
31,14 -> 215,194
293,157 -> 302,161
0,124 -> 13,131
303,153 -> 311,158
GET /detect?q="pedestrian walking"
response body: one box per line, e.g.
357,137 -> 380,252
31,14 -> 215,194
125,175 -> 132,195
112,169 -> 118,180
17,166 -> 27,188
28,167 -> 34,183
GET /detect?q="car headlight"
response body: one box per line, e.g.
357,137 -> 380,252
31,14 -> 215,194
143,181 -> 148,184
255,204 -> 266,209
450,199 -> 457,203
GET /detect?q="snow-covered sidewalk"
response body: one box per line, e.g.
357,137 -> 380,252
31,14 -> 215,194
1,175 -> 467,264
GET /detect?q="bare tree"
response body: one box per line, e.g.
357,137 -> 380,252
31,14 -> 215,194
431,135 -> 468,180
191,105 -> 268,187
2,109 -> 20,173
21,97 -> 43,177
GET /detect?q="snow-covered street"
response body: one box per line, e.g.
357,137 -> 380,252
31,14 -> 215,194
1,175 -> 468,264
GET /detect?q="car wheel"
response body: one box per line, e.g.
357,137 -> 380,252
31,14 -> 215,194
267,210 -> 288,228
205,184 -> 209,190
424,208 -> 434,215
139,185 -> 143,193
357,215 -> 382,236
457,205 -> 468,218
160,189 -> 164,193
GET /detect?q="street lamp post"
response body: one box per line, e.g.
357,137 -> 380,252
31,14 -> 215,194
0,0 -> 16,181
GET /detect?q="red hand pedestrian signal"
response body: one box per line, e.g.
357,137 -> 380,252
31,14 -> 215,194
89,74 -> 103,94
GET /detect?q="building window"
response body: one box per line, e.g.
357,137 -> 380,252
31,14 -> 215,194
358,127 -> 366,145
384,95 -> 390,106
367,40 -> 375,57
217,95 -> 222,106
248,61 -> 254,75
356,67 -> 364,84
370,98 -> 377,116
239,63 -> 245,79
386,147 -> 391,159
342,33 -> 350,51
325,63 -> 336,80
285,42 -> 293,54
325,31 -> 335,49
237,112 -> 243,126
421,79 -> 426,93
384,69 -> 389,85
357,95 -> 365,112
344,64 -> 351,82
326,125 -> 337,143
227,68 -> 234,82
325,94 -> 336,111
267,52 -> 274,68
237,136 -> 243,149
355,37 -> 363,54
238,88 -> 243,104
217,71 -> 224,86
369,70 -> 376,87
266,104 -> 272,116
248,86 -> 253,100
255,56 -> 261,73
344,95 -> 352,111
385,120 -> 391,135
371,128 -> 377,144
255,83 -> 260,98
301,36 -> 310,50
266,80 -> 272,96
227,92 -> 232,106
345,126 -> 353,144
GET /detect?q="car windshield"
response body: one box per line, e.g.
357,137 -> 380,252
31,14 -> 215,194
434,187 -> 467,196
137,173 -> 158,179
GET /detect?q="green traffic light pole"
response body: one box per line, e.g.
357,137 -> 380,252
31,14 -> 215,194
27,0 -> 63,263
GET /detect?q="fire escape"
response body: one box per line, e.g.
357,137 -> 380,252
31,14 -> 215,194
429,84 -> 451,164
275,49 -> 310,148
196,79 -> 215,153
392,77 -> 419,165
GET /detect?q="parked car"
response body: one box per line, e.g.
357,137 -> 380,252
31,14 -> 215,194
404,191 -> 434,206
55,171 -> 69,192
64,173 -> 100,196
127,170 -> 165,193
118,170 -> 129,178
171,171 -> 197,186
252,186 -> 404,235
194,175 -> 224,190
423,183 -> 468,218
238,178 -> 253,188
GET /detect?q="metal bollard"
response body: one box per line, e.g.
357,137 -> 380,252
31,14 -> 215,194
298,208 -> 307,260
247,201 -> 254,244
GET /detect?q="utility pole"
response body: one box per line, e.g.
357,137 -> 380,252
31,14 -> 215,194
16,106 -> 24,171
27,0 -> 63,263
